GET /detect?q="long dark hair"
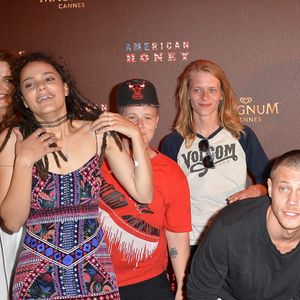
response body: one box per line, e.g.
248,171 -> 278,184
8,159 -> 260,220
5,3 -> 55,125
0,49 -> 21,154
12,52 -> 121,179
0,49 -> 21,132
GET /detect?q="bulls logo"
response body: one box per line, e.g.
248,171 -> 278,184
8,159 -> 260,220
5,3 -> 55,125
127,81 -> 146,100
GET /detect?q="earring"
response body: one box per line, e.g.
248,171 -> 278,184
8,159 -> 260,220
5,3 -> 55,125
220,97 -> 224,101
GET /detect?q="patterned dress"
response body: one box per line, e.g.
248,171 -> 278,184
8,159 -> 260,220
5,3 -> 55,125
12,155 -> 120,300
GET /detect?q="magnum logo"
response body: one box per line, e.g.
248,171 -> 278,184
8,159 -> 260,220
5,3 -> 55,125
238,96 -> 280,123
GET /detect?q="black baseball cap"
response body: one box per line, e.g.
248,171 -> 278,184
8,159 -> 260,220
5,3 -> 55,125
116,79 -> 160,108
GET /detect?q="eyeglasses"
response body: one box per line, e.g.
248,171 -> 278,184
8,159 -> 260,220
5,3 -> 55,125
198,139 -> 215,169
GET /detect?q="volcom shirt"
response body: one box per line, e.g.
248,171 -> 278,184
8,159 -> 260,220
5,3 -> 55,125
160,126 -> 269,245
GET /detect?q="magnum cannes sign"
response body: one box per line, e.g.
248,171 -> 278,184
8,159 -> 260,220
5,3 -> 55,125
238,96 -> 280,123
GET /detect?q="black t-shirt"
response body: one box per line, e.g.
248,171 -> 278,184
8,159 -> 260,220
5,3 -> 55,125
187,196 -> 300,300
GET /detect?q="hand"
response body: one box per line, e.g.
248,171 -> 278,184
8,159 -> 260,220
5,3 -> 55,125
175,288 -> 185,300
90,112 -> 141,139
13,128 -> 61,168
227,184 -> 267,204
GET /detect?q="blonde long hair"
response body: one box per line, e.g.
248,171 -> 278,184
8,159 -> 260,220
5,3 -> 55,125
175,59 -> 243,147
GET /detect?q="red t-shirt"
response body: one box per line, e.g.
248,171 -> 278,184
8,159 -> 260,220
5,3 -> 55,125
99,150 -> 191,286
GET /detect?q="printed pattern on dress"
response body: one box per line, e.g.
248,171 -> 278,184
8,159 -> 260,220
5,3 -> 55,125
12,156 -> 120,300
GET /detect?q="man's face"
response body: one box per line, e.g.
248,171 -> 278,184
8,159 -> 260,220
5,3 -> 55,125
268,165 -> 300,233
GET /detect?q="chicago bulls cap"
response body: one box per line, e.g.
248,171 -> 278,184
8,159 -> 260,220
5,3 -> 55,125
116,78 -> 160,108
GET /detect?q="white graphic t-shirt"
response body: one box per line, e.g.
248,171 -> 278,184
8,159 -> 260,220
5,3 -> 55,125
160,126 -> 269,245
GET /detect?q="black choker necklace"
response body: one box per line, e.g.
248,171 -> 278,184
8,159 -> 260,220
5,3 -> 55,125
39,114 -> 68,128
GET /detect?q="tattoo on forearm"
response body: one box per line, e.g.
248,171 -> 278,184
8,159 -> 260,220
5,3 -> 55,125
169,247 -> 178,258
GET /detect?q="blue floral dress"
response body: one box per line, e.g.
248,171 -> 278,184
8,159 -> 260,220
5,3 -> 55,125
12,155 -> 120,299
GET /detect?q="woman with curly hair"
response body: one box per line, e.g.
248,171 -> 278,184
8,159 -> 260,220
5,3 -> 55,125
0,50 -> 16,122
160,59 -> 269,255
0,51 -> 152,299
0,49 -> 23,300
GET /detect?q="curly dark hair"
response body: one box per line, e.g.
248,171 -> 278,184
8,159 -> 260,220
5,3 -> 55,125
10,51 -> 121,179
12,51 -> 101,124
0,49 -> 21,132
0,49 -> 19,72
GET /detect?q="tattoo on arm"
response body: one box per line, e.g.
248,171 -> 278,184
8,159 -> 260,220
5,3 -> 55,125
169,247 -> 178,259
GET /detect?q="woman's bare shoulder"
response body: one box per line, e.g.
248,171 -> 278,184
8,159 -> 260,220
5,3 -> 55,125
0,127 -> 17,147
0,127 -> 17,166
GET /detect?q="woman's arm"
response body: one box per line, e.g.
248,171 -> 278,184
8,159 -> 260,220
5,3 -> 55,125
0,128 -> 60,232
227,183 -> 267,203
165,231 -> 190,300
91,112 -> 153,204
228,126 -> 269,203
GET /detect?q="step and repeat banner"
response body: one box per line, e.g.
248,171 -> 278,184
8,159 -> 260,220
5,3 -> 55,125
1,0 -> 299,161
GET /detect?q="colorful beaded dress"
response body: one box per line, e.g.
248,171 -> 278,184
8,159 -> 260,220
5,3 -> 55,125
12,155 -> 120,299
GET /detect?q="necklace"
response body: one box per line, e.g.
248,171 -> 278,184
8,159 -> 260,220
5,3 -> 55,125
39,114 -> 68,128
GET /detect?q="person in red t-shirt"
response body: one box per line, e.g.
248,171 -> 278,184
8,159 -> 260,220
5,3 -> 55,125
100,79 -> 191,300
